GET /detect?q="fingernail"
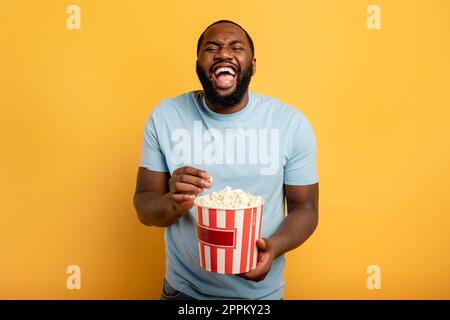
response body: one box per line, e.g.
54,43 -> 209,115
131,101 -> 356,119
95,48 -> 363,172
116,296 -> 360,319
203,181 -> 212,187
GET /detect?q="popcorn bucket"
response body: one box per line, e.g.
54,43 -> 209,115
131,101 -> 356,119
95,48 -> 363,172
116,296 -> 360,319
194,202 -> 264,274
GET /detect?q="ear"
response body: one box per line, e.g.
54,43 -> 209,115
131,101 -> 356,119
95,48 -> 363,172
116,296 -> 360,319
252,57 -> 256,75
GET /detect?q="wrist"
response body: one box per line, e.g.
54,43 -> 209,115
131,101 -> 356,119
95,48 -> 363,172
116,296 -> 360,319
267,234 -> 285,259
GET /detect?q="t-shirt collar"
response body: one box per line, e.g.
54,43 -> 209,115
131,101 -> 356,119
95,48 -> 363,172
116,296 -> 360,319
197,91 -> 255,121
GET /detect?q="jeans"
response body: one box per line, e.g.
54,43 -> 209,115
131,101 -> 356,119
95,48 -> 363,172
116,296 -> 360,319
160,279 -> 197,300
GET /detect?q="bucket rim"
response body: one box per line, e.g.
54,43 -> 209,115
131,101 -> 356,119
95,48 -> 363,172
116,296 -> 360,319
193,198 -> 265,210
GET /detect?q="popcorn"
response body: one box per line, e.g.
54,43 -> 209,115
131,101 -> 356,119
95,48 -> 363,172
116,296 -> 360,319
195,186 -> 263,209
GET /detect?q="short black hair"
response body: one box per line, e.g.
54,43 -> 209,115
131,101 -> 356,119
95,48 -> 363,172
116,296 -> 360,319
196,20 -> 255,57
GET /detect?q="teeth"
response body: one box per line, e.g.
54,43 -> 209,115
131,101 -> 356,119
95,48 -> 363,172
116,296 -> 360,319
214,67 -> 236,76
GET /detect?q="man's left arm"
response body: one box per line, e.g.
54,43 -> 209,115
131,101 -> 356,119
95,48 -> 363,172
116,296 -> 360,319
240,183 -> 319,282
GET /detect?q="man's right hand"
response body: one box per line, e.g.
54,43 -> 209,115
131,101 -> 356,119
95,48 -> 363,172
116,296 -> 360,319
169,166 -> 212,214
134,166 -> 213,227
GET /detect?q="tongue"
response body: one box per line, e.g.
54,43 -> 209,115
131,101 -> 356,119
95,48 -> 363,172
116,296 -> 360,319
216,74 -> 234,88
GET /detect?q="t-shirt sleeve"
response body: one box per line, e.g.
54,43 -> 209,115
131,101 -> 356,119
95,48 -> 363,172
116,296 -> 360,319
283,114 -> 318,185
139,108 -> 169,172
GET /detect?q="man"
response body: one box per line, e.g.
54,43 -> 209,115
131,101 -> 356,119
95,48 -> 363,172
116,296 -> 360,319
134,20 -> 319,300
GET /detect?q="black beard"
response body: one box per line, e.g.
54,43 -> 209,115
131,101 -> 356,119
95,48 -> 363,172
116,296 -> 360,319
196,61 -> 253,109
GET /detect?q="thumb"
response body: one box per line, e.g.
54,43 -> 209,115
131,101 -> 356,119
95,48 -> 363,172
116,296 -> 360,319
257,238 -> 269,251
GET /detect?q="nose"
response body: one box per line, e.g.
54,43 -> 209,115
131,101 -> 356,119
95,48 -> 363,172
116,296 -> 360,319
215,46 -> 233,60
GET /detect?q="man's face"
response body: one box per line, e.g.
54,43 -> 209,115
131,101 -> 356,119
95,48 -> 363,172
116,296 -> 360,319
196,23 -> 256,108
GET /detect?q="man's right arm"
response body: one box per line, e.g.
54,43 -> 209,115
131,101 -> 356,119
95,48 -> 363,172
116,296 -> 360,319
133,167 -> 212,228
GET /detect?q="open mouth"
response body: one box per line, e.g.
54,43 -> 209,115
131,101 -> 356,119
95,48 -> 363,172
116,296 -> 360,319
211,65 -> 237,90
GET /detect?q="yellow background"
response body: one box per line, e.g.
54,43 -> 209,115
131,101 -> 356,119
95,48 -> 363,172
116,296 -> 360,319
1,0 -> 449,299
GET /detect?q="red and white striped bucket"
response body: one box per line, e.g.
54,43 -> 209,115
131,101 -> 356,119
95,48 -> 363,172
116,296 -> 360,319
194,203 -> 264,274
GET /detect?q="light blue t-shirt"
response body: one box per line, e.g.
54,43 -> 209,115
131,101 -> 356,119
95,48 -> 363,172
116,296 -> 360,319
140,90 -> 318,300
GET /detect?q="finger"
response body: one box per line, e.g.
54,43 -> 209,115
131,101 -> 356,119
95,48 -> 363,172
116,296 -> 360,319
236,272 -> 254,281
179,166 -> 210,179
173,182 -> 204,195
243,264 -> 271,282
257,238 -> 269,251
238,271 -> 265,282
171,194 -> 196,202
255,274 -> 267,282
170,193 -> 195,212
242,267 -> 263,279
238,259 -> 268,278
177,174 -> 212,189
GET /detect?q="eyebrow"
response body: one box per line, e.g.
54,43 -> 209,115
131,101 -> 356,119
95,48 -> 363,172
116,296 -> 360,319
205,40 -> 243,46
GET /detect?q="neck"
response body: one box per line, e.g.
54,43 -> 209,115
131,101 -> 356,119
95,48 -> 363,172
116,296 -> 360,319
204,91 -> 249,115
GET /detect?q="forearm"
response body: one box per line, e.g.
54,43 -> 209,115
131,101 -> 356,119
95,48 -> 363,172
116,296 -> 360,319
268,206 -> 318,259
133,192 -> 185,227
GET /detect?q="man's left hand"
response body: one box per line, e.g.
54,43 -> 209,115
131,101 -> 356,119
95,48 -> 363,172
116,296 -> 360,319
237,238 -> 275,282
